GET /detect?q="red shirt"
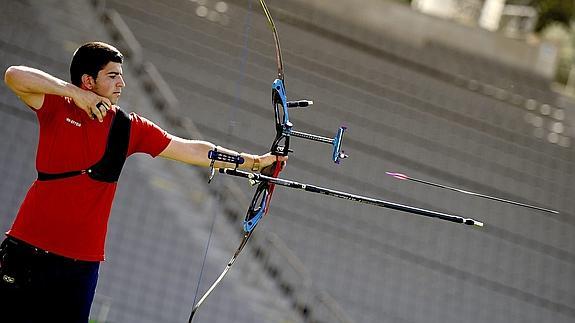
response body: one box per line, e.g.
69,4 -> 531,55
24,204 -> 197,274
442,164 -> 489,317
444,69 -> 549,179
7,94 -> 171,261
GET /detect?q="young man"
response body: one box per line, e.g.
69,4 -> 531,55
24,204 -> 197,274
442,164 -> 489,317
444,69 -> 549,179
0,42 -> 285,322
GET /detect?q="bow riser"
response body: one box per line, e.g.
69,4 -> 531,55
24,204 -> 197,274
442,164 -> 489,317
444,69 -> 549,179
271,79 -> 291,156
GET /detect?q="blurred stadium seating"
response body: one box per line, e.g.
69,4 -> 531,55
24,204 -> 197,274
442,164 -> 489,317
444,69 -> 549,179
1,0 -> 574,322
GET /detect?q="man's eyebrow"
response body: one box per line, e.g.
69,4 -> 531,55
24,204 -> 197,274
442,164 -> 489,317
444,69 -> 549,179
106,71 -> 121,75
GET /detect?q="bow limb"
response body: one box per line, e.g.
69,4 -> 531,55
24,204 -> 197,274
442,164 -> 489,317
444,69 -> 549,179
188,231 -> 253,322
259,0 -> 284,80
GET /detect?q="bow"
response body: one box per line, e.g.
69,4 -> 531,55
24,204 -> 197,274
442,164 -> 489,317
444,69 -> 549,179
188,1 -> 347,320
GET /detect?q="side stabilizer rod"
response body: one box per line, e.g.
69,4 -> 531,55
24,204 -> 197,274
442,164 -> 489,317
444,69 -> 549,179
220,168 -> 484,227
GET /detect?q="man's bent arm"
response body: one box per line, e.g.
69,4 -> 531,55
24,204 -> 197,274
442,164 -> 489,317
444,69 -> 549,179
4,66 -> 111,120
4,66 -> 82,109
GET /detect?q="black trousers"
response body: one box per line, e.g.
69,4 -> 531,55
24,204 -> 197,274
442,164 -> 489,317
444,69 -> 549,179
0,237 -> 99,323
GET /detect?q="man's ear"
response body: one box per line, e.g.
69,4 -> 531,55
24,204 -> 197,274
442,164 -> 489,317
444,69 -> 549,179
81,74 -> 95,90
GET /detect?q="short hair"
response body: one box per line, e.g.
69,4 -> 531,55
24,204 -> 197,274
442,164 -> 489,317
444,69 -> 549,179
70,42 -> 124,86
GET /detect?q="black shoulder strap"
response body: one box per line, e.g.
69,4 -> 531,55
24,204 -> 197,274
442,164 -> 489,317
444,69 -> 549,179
37,108 -> 132,183
86,108 -> 131,182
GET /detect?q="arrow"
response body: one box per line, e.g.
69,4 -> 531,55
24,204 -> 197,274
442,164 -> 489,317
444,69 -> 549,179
386,172 -> 558,214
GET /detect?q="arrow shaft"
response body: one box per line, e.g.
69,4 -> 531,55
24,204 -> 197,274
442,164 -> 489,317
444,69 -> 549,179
386,172 -> 558,214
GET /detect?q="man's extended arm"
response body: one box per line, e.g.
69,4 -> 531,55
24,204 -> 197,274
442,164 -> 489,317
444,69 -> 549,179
159,135 -> 284,171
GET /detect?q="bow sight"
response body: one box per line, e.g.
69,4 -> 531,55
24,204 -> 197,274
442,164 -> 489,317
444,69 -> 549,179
272,79 -> 348,164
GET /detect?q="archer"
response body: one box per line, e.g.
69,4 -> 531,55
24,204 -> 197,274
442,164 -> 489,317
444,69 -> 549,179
0,41 -> 286,323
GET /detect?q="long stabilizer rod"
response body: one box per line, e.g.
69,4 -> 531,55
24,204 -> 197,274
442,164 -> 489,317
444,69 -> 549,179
386,172 -> 558,215
220,168 -> 484,227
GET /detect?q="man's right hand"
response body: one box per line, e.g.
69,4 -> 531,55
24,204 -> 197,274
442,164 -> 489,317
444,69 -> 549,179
72,88 -> 112,122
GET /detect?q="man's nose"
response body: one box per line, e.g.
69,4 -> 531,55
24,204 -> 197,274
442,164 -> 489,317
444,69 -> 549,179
117,76 -> 126,87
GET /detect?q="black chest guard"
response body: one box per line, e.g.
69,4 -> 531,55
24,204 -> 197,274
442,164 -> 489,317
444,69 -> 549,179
37,108 -> 132,183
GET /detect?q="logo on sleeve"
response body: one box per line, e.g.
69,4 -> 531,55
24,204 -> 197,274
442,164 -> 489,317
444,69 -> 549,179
66,117 -> 82,127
